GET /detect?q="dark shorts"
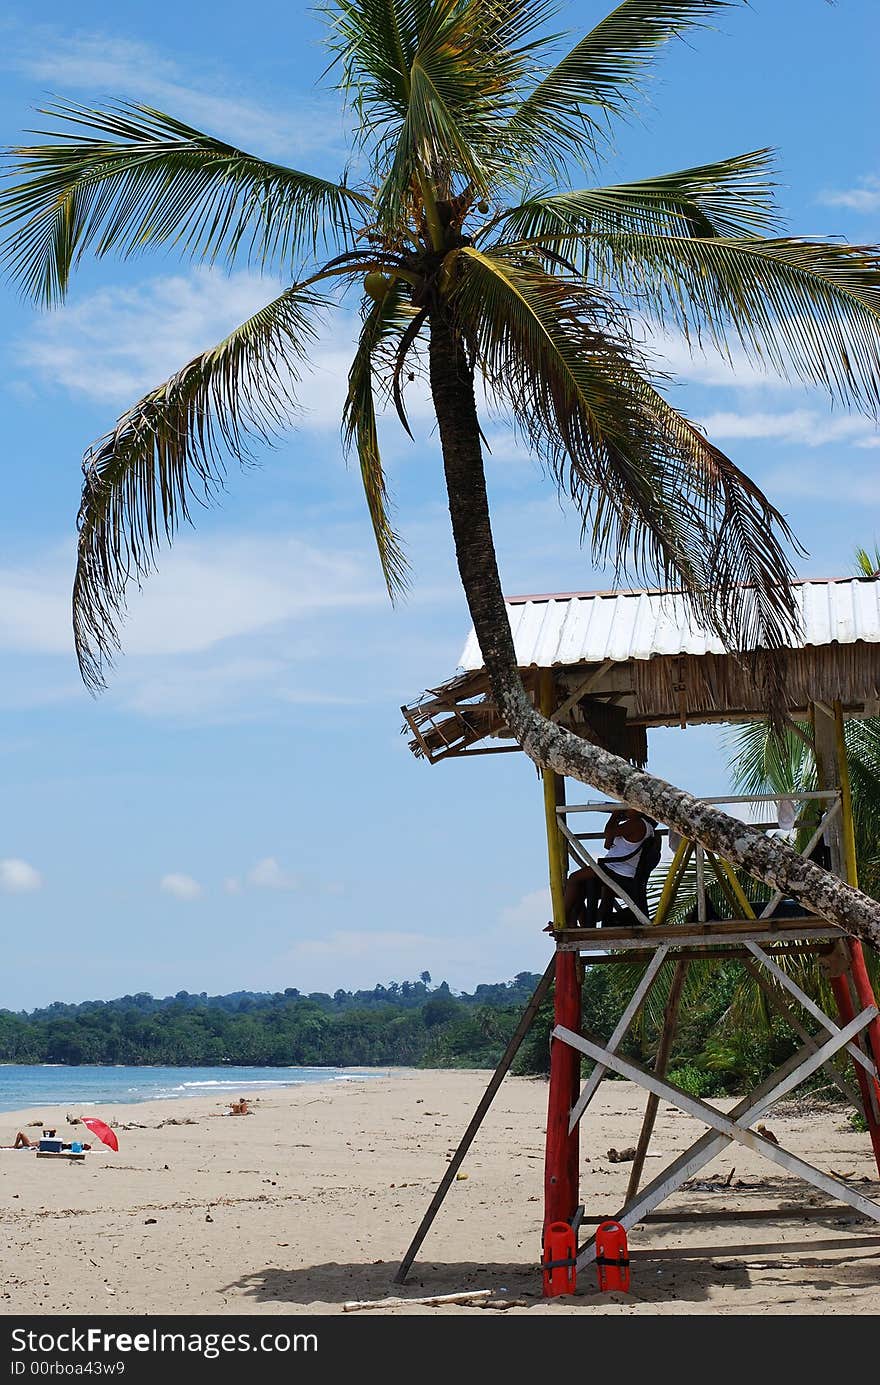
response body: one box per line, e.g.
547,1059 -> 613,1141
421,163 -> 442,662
595,866 -> 638,897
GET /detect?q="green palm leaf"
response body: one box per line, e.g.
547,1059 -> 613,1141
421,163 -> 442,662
508,0 -> 737,170
495,149 -> 781,244
725,720 -> 815,799
0,102 -> 367,305
74,283 -> 324,689
331,0 -> 558,224
581,232 -> 880,411
450,245 -> 798,653
342,280 -> 415,596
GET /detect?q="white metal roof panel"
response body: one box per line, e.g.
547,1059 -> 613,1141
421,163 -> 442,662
458,578 -> 880,672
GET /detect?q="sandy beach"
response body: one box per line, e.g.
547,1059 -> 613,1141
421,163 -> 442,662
1,1069 -> 879,1316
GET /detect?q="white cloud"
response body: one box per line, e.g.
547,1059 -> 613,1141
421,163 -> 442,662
288,928 -> 437,960
699,409 -> 880,449
278,913 -> 553,996
160,873 -> 203,900
818,175 -> 880,213
247,857 -> 300,891
18,269 -> 435,446
641,325 -> 795,391
0,533 -> 382,661
0,859 -> 42,893
6,30 -> 346,163
499,887 -> 552,934
125,535 -> 381,654
20,269 -> 285,406
761,459 -> 880,506
0,557 -> 72,655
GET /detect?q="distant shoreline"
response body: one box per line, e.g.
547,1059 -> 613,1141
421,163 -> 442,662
0,1061 -> 403,1117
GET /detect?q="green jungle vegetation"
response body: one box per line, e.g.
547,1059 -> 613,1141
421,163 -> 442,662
0,961 -> 860,1098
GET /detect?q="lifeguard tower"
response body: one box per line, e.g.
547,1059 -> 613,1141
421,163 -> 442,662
396,576 -> 880,1291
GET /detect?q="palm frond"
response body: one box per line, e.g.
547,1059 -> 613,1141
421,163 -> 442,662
725,708 -> 880,901
450,245 -> 799,654
508,0 -> 737,171
342,280 -> 416,595
494,149 -> 781,244
0,101 -> 367,304
855,545 -> 880,578
327,0 -> 558,219
74,284 -> 324,689
581,232 -> 880,413
724,720 -> 815,798
322,0 -> 430,125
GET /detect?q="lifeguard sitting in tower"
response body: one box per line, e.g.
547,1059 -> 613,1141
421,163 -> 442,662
562,809 -> 660,928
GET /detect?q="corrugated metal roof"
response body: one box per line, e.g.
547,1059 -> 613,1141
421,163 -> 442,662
458,578 -> 880,672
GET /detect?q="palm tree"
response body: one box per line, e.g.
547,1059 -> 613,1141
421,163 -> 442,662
4,0 -> 880,941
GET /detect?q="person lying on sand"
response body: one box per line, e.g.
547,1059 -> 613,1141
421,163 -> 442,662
11,1127 -> 58,1147
7,1131 -> 91,1150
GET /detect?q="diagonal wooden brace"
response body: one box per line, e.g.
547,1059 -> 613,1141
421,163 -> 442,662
568,945 -> 670,1134
745,940 -> 878,1078
574,1027 -> 880,1270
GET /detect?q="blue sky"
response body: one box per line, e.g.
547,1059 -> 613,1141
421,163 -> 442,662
0,0 -> 877,1010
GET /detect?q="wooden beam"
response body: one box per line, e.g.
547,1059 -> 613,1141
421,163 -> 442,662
577,943 -> 835,964
578,1030 -> 879,1266
550,662 -> 614,723
540,671 -> 567,929
625,959 -> 689,1201
741,957 -> 860,1107
568,945 -> 671,1133
745,941 -> 877,1078
555,917 -> 843,953
555,1012 -> 880,1260
394,960 -> 555,1285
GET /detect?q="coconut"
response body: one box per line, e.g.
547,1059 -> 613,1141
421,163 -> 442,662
364,271 -> 392,302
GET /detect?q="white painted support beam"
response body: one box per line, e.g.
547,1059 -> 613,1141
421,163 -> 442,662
567,946 -> 670,1134
745,940 -> 878,1078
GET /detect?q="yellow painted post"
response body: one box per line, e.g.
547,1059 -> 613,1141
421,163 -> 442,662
539,671 -> 566,928
834,701 -> 859,889
652,838 -> 691,927
714,857 -> 757,920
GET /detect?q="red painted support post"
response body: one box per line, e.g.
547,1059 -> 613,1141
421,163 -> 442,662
820,702 -> 880,1177
830,971 -> 880,1173
544,950 -> 581,1242
844,943 -> 880,1175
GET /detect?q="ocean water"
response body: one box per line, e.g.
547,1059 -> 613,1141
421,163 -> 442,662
0,1064 -> 386,1116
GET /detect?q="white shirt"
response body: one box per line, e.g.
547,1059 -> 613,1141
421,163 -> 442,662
602,821 -> 654,879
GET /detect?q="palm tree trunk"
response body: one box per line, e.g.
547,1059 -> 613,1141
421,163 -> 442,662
427,311 -> 880,948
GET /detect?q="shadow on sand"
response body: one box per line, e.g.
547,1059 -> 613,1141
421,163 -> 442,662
220,1231 -> 880,1309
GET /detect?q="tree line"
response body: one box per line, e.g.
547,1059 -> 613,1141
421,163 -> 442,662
0,974 -> 542,1070
0,965 -> 838,1097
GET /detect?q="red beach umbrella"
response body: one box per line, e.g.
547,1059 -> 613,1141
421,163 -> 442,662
80,1117 -> 119,1152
